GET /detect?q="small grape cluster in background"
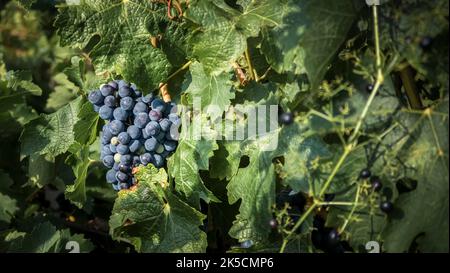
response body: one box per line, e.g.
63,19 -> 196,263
88,80 -> 180,191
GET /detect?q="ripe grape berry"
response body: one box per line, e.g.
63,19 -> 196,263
279,112 -> 294,125
419,36 -> 432,50
359,168 -> 371,179
88,80 -> 180,191
327,229 -> 340,247
380,201 -> 394,213
370,176 -> 383,192
269,218 -> 278,229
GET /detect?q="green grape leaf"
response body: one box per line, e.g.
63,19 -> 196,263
45,73 -> 78,112
261,0 -> 360,89
224,94 -> 290,244
55,0 -> 177,91
0,192 -> 18,224
54,229 -> 94,253
382,100 -> 449,253
0,68 -> 39,136
236,0 -> 285,37
209,141 -> 241,180
74,100 -> 100,145
27,154 -> 55,188
20,96 -> 83,158
186,0 -> 284,75
184,62 -> 235,119
167,119 -> 219,207
325,184 -> 394,252
4,70 -> 42,97
279,130 -> 333,195
109,165 -> 207,253
0,170 -> 13,191
64,142 -> 93,208
63,56 -> 86,92
7,222 -> 60,252
14,0 -> 36,9
6,221 -> 93,253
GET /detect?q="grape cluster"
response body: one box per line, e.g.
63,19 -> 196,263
88,80 -> 180,191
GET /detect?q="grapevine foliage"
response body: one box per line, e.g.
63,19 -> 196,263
0,0 -> 448,253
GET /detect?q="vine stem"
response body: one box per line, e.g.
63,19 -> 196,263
156,60 -> 192,92
279,203 -> 317,253
338,185 -> 361,233
318,4 -> 384,198
317,201 -> 362,206
244,47 -> 256,80
279,5 -> 385,252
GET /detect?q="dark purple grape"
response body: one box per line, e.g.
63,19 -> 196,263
327,229 -> 340,247
108,81 -> 118,90
380,201 -> 393,213
420,36 -> 432,50
159,118 -> 171,132
113,107 -> 128,121
132,155 -> 141,166
144,137 -> 158,152
118,86 -> 132,98
151,98 -> 166,112
163,140 -> 177,152
101,128 -> 113,143
134,112 -> 149,128
118,163 -> 131,172
104,95 -> 117,107
269,219 -> 277,229
102,155 -> 114,168
153,154 -> 164,168
155,131 -> 165,142
279,112 -> 294,125
88,90 -> 104,105
109,143 -> 117,154
129,139 -> 141,153
164,102 -> 176,116
117,80 -> 128,88
120,96 -> 134,111
142,94 -> 154,104
144,121 -> 160,136
120,154 -> 132,165
118,132 -> 131,145
142,128 -> 150,139
127,125 -> 141,139
100,84 -> 114,97
165,129 -> 179,141
102,145 -> 113,156
133,102 -> 148,116
161,150 -> 171,158
99,105 -> 114,120
359,168 -> 371,179
115,171 -> 128,182
370,176 -> 383,192
149,109 -> 162,121
109,120 -> 125,135
116,144 -> 129,155
106,169 -> 117,183
140,153 -> 153,166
